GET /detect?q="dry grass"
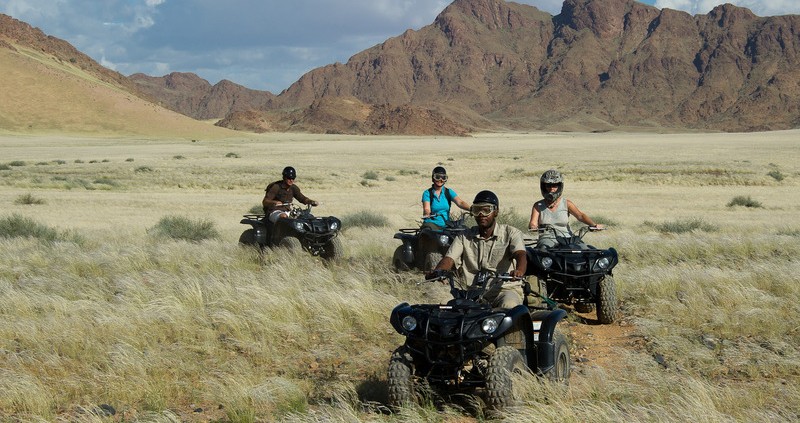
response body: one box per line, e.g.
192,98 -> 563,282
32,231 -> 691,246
1,130 -> 799,421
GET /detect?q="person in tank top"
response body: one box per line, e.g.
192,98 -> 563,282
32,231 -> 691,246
528,169 -> 603,248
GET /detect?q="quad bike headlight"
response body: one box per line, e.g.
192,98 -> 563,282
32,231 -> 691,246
401,316 -> 417,331
329,221 -> 339,231
596,257 -> 610,270
438,234 -> 450,246
481,317 -> 501,334
540,257 -> 553,269
292,221 -> 306,232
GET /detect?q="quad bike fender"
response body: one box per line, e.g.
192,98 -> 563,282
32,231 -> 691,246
494,304 -> 533,338
529,308 -> 568,373
389,303 -> 412,334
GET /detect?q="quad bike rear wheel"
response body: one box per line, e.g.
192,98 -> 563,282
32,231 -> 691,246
238,229 -> 257,246
392,246 -> 410,271
485,346 -> 528,410
320,237 -> 344,261
279,236 -> 302,252
387,346 -> 416,410
423,251 -> 442,272
596,276 -> 619,324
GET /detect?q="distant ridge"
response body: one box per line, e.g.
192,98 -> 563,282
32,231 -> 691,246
3,0 -> 800,135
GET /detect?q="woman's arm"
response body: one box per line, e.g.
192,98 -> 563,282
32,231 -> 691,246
528,203 -> 540,230
453,196 -> 471,211
566,199 -> 602,228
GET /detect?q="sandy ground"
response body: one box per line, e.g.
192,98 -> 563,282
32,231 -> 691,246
2,129 -> 799,393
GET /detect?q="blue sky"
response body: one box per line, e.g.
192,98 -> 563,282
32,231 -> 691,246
2,0 -> 798,93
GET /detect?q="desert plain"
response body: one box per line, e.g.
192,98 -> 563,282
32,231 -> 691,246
1,129 -> 799,421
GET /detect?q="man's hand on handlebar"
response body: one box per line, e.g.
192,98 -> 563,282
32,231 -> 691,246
424,269 -> 450,282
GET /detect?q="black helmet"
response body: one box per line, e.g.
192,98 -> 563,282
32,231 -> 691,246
431,166 -> 447,182
282,166 -> 296,180
540,169 -> 563,203
472,190 -> 499,207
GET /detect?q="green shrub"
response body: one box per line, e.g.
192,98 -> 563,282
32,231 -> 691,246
93,177 -> 119,187
0,164 -> 11,171
726,195 -> 762,208
225,152 -> 240,158
173,155 -> 186,160
384,176 -> 396,181
89,160 -> 99,164
74,159 -> 84,164
248,204 -> 265,214
767,170 -> 784,181
777,227 -> 800,237
53,160 -> 67,165
9,160 -> 26,167
362,171 -> 379,180
340,210 -> 389,230
36,162 -> 49,166
398,169 -> 419,176
149,216 -> 220,242
644,218 -> 718,234
0,214 -> 76,243
14,193 -> 46,205
125,158 -> 135,162
135,166 -> 153,173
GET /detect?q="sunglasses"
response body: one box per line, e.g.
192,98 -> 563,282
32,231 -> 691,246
470,204 -> 496,217
432,173 -> 448,182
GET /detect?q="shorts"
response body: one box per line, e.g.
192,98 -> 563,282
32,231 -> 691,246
268,210 -> 287,223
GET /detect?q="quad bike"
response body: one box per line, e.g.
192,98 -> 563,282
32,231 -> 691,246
388,271 -> 570,412
238,203 -> 343,260
525,225 -> 619,324
392,212 -> 469,271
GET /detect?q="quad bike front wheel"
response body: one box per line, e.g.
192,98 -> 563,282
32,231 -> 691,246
544,329 -> 571,383
320,237 -> 344,261
596,276 -> 619,324
278,236 -> 302,252
485,346 -> 528,410
387,346 -> 417,410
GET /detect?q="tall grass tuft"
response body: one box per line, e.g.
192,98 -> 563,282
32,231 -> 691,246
248,204 -> 265,214
148,216 -> 220,242
496,207 -> 530,231
340,210 -> 389,230
362,171 -> 379,180
727,195 -> 762,208
14,193 -> 46,205
644,218 -> 719,234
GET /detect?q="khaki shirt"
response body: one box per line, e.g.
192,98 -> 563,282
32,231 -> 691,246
445,223 -> 526,286
263,180 -> 311,212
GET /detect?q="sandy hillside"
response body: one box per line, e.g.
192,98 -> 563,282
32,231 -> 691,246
0,48 -> 238,139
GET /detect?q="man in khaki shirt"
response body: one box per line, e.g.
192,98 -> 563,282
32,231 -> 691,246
428,190 -> 527,309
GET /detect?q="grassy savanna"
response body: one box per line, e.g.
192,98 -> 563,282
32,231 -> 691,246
1,130 -> 799,421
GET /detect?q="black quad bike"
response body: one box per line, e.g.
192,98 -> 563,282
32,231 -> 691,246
525,225 -> 619,324
238,203 -> 343,260
392,212 -> 468,271
388,271 -> 570,412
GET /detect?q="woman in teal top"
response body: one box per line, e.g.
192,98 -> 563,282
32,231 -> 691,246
422,166 -> 471,229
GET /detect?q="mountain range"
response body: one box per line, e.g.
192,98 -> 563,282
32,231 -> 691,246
2,0 -> 799,136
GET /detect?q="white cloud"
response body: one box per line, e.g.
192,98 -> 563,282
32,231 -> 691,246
654,0 -> 800,16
